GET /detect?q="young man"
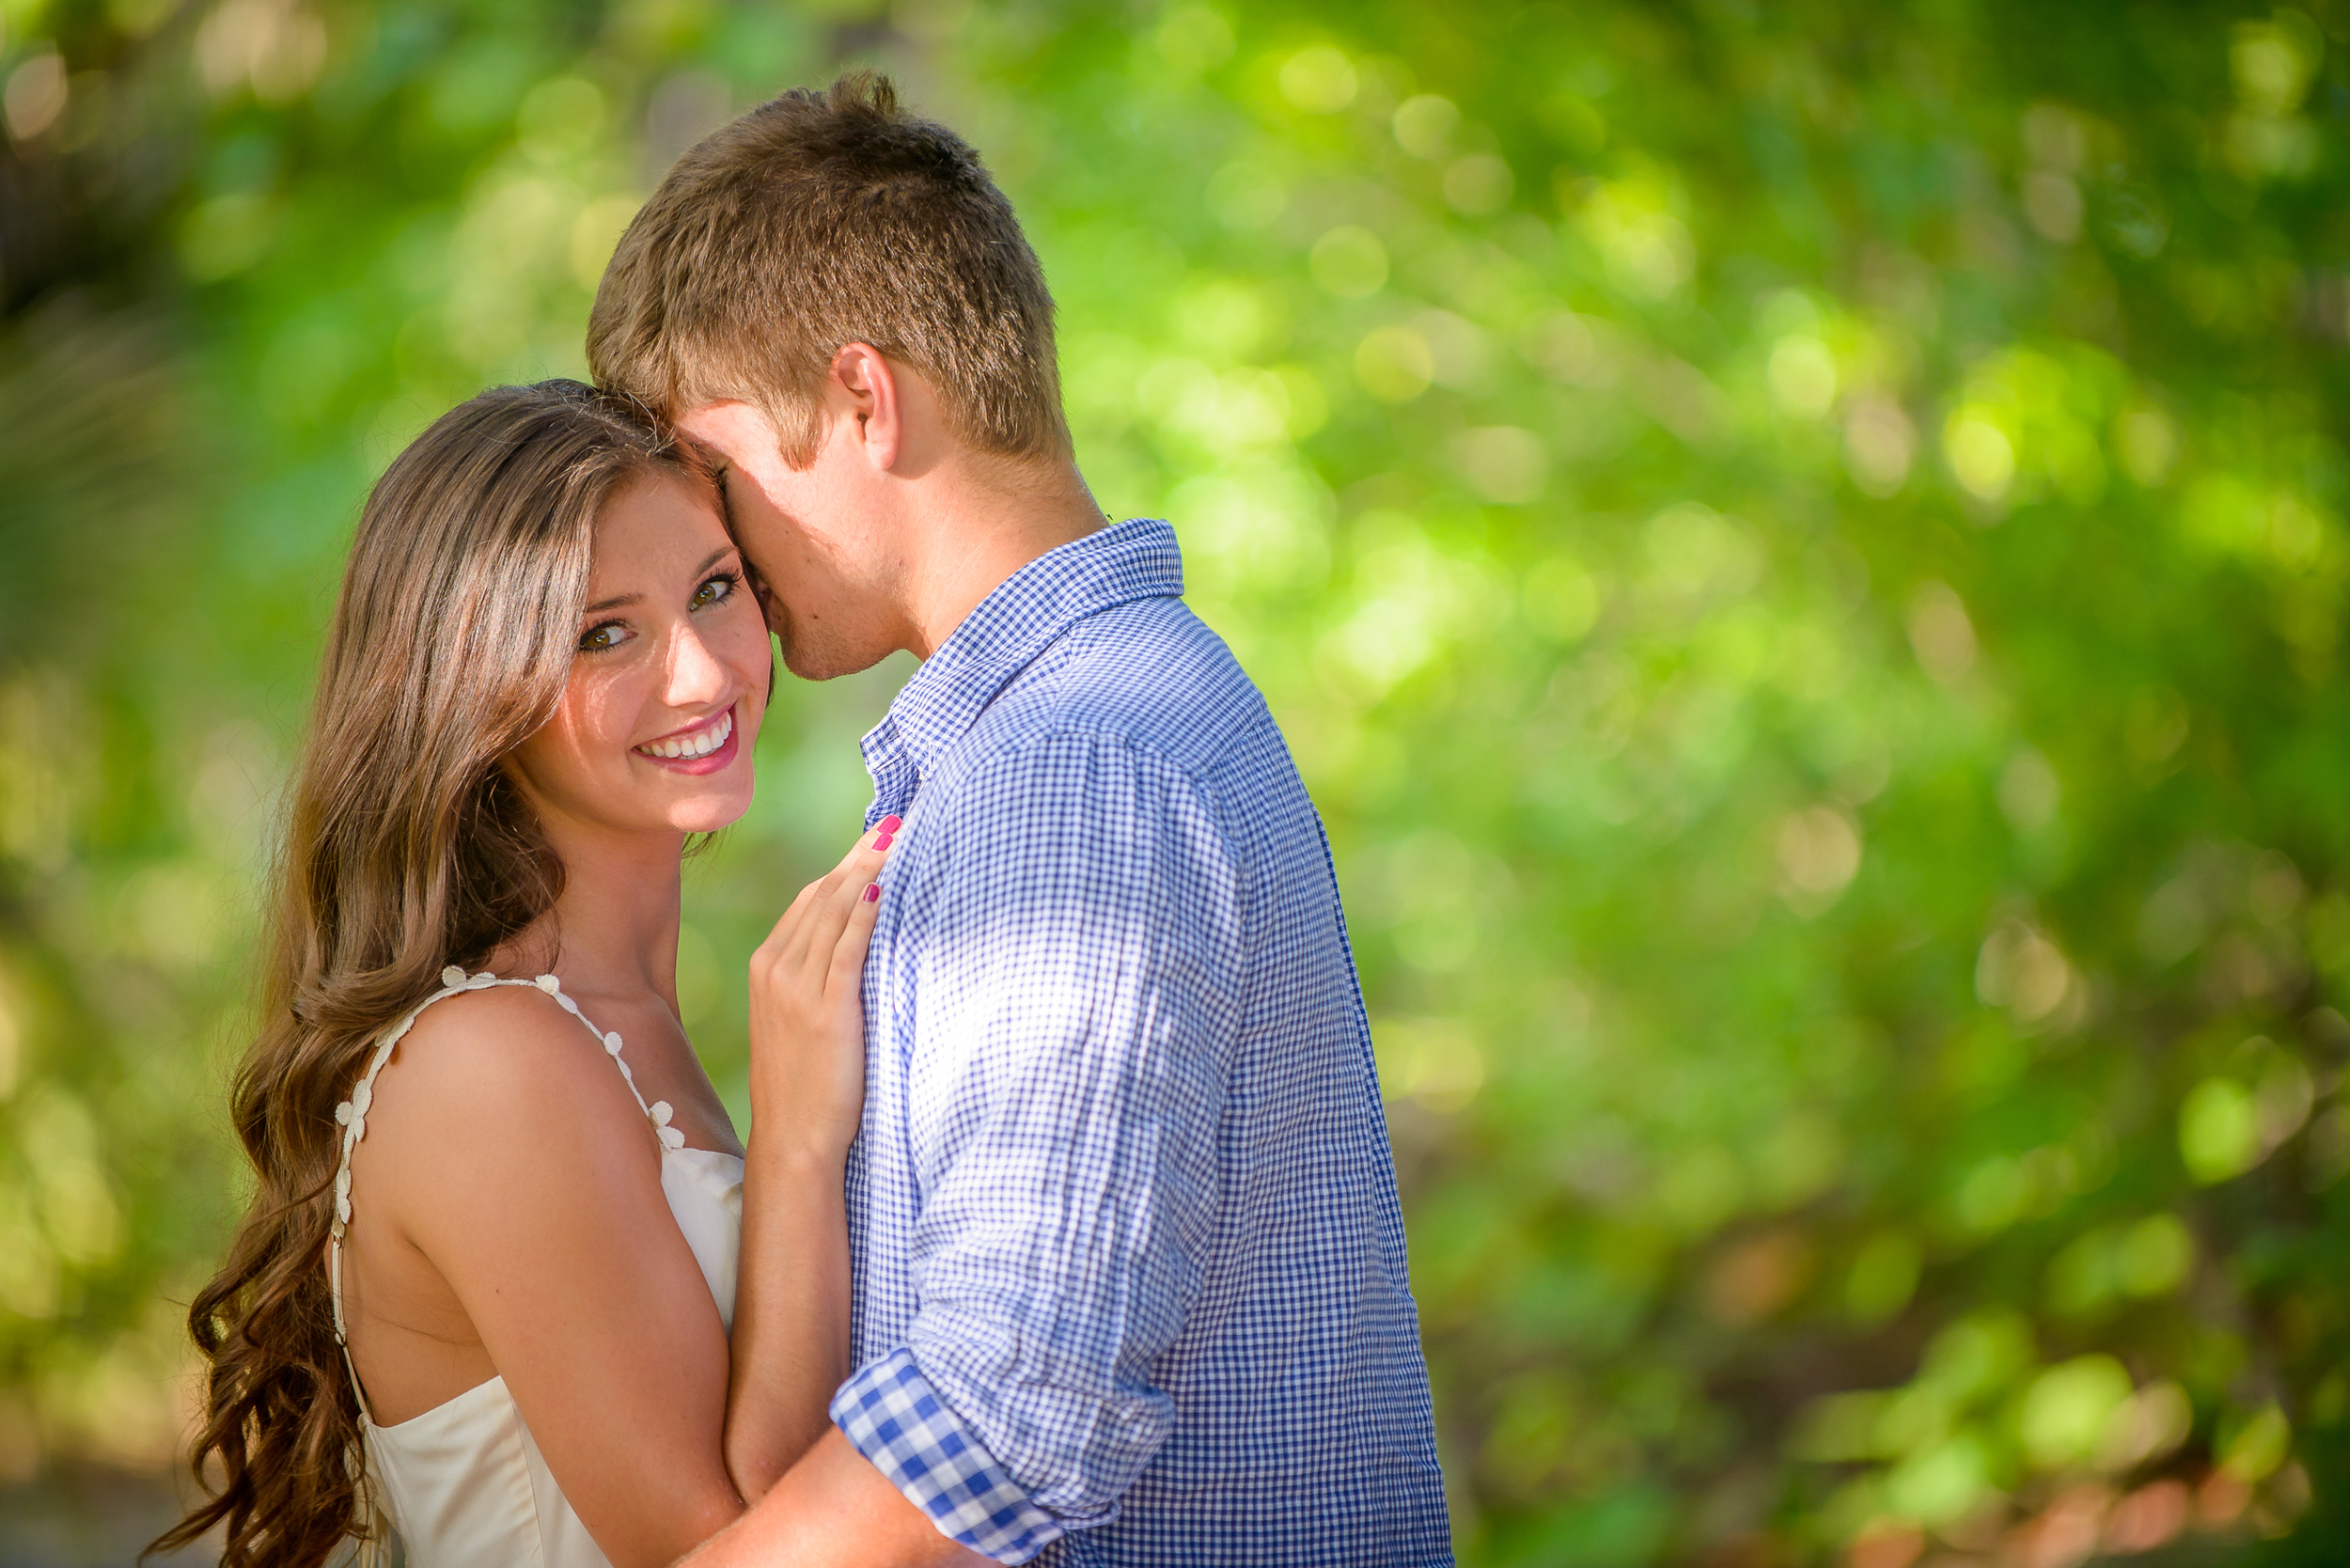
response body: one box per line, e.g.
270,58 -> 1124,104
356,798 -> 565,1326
589,73 -> 1449,1566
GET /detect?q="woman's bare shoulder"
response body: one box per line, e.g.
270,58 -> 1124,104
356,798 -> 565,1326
367,982 -> 646,1150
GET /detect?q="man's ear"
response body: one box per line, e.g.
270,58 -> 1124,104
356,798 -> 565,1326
831,343 -> 902,473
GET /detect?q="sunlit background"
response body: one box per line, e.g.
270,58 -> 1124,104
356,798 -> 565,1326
3,1 -> 2348,1563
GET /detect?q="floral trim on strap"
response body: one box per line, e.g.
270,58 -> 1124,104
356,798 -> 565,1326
327,967 -> 683,1358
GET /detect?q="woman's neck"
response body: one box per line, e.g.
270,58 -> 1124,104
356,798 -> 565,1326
497,818 -> 688,1014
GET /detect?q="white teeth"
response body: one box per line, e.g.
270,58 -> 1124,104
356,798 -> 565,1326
639,709 -> 730,761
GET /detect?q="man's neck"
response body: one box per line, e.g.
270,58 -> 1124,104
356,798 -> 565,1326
895,454 -> 1105,661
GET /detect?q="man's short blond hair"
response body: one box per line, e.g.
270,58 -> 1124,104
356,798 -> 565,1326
588,71 -> 1068,466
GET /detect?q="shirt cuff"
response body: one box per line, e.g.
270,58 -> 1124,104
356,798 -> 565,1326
831,1347 -> 1066,1564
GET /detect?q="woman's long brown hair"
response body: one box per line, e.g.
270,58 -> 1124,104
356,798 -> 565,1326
149,380 -> 713,1567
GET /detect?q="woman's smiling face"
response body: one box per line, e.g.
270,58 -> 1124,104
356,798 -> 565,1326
506,471 -> 768,839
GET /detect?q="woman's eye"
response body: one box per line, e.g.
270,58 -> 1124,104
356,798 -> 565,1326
692,572 -> 738,611
578,621 -> 631,653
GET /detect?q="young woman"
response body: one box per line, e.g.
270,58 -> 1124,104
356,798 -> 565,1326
150,381 -> 893,1568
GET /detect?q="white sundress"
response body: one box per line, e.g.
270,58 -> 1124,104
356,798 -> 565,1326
327,966 -> 744,1568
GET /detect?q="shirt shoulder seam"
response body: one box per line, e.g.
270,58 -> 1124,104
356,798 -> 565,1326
931,721 -> 1261,936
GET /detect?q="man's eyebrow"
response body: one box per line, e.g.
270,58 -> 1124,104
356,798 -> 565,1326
580,548 -> 736,617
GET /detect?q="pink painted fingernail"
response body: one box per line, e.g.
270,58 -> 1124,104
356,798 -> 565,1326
862,883 -> 881,902
872,833 -> 895,851
877,815 -> 902,834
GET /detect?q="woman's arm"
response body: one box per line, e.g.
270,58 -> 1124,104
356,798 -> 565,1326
356,826 -> 892,1566
365,986 -> 745,1566
721,822 -> 896,1497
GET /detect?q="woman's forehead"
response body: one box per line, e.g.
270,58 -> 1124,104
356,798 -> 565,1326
587,473 -> 732,588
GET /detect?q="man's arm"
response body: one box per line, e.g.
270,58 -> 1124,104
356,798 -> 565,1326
838,732 -> 1247,1558
676,1428 -> 986,1568
686,732 -> 1246,1565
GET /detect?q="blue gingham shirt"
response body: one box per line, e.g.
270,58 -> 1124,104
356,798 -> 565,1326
827,520 -> 1449,1564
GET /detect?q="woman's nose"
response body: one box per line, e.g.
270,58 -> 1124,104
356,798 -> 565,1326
665,623 -> 734,708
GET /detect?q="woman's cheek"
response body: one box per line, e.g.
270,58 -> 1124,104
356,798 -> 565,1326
566,670 -> 639,763
719,618 -> 775,710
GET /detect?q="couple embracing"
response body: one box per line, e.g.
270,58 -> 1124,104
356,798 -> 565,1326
159,74 -> 1448,1568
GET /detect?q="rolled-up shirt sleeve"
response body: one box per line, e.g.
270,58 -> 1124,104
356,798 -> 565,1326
828,730 -> 1246,1562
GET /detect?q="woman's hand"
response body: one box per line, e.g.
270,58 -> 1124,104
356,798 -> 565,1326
727,818 -> 899,1497
746,817 -> 898,1163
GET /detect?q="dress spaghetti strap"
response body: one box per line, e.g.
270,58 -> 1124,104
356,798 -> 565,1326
326,967 -> 688,1420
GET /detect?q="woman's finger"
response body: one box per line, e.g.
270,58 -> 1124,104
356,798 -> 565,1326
825,875 -> 885,1000
845,814 -> 901,868
789,821 -> 900,980
755,866 -> 825,950
744,824 -> 894,1154
751,820 -> 900,991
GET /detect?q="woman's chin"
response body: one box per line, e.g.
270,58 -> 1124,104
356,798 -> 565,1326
671,793 -> 752,836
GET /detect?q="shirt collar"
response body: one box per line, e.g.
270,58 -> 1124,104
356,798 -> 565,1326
861,518 -> 1183,797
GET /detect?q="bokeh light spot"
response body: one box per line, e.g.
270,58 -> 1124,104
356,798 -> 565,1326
1442,153 -> 1513,215
1277,45 -> 1356,114
1354,324 -> 1431,402
1309,225 -> 1387,297
1767,334 -> 1838,418
1943,412 -> 2016,501
1391,94 -> 1458,161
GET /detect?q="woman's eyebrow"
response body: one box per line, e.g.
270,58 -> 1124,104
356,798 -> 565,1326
580,548 -> 736,616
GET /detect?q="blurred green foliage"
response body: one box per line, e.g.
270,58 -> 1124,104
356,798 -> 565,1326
3,0 -> 2349,1562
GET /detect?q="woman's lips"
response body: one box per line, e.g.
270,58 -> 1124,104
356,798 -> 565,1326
634,705 -> 739,776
